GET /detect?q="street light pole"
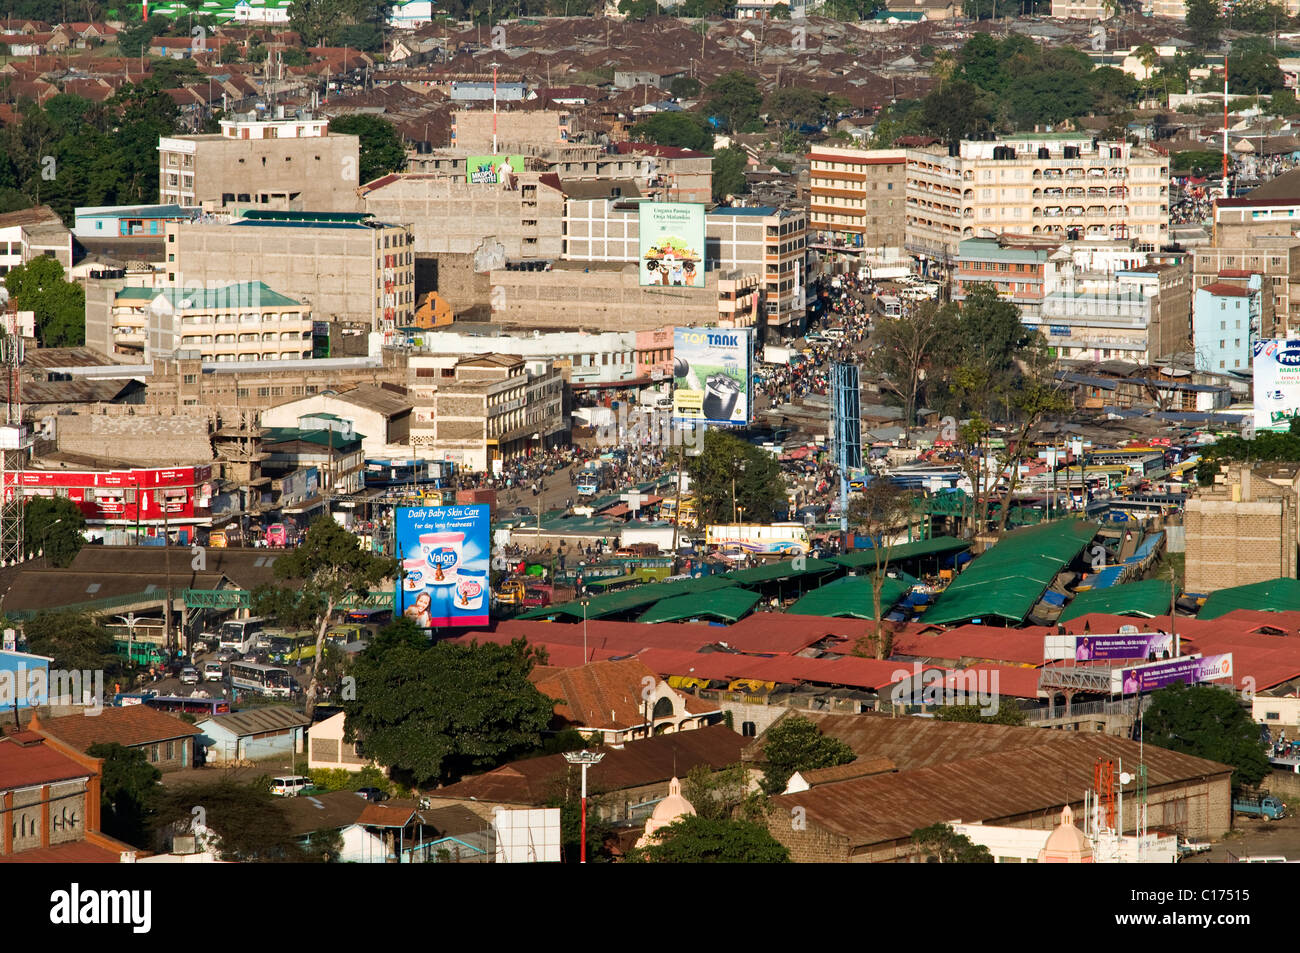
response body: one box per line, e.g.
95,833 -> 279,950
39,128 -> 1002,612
40,518 -> 62,563
563,749 -> 605,863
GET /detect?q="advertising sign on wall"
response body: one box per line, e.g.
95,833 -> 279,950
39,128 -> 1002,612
639,202 -> 706,288
672,326 -> 752,426
1111,653 -> 1233,695
1253,339 -> 1300,432
466,155 -> 525,187
394,504 -> 490,628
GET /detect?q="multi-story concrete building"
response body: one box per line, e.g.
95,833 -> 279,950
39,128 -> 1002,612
359,170 -> 565,260
0,205 -> 73,275
1212,194 -> 1300,246
905,134 -> 1169,267
407,353 -> 566,469
85,280 -> 311,363
163,210 -> 416,330
562,199 -> 807,337
807,145 -> 907,253
1051,0 -> 1110,17
449,108 -> 571,153
1033,263 -> 1190,364
156,114 -> 361,211
1192,237 -> 1300,338
1193,278 -> 1261,373
954,236 -> 1056,319
1185,463 -> 1300,594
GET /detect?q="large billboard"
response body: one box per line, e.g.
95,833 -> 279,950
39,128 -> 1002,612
395,504 -> 490,628
1111,653 -> 1233,694
672,327 -> 753,425
1253,339 -> 1300,432
1044,631 -> 1176,661
639,202 -> 706,288
466,155 -> 524,187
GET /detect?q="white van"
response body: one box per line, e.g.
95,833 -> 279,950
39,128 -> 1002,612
270,775 -> 312,797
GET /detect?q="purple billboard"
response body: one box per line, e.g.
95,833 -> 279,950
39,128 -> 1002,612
1075,632 -> 1175,661
1113,654 -> 1233,695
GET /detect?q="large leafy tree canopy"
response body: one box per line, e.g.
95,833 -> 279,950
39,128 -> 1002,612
22,610 -> 126,675
1142,682 -> 1270,791
154,779 -> 320,862
759,715 -> 856,795
685,429 -> 787,526
705,70 -> 762,133
3,256 -> 84,347
912,822 -> 995,862
344,635 -> 556,786
326,114 -> 408,185
629,815 -> 791,863
23,494 -> 87,566
88,742 -> 161,849
252,515 -> 394,719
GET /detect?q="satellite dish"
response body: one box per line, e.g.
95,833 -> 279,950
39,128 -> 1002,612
1120,772 -> 1133,785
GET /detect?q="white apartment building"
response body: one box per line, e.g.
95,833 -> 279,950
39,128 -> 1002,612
1051,0 -> 1111,18
905,134 -> 1169,267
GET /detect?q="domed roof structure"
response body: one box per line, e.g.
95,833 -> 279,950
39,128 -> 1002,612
635,776 -> 696,850
1038,805 -> 1094,863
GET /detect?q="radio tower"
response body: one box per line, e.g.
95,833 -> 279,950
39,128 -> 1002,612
0,334 -> 25,566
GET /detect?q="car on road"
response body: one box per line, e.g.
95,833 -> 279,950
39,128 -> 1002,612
202,661 -> 224,682
271,775 -> 313,797
214,647 -> 239,663
179,666 -> 199,685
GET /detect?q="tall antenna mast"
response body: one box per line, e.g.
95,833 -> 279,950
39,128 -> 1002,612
0,334 -> 25,567
1223,56 -> 1230,200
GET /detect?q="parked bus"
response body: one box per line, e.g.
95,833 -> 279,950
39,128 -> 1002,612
705,523 -> 811,556
218,617 -> 266,655
267,632 -> 316,664
112,640 -> 167,666
879,294 -> 902,317
145,695 -> 231,718
208,529 -> 228,548
229,660 -> 293,698
661,496 -> 698,529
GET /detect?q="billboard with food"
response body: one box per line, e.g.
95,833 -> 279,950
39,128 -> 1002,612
639,202 -> 706,288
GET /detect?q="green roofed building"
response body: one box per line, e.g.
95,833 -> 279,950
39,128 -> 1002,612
1059,578 -> 1173,624
831,537 -> 970,574
518,574 -> 736,621
923,520 -> 1099,626
92,281 -> 310,363
638,588 -> 762,624
1198,578 -> 1300,621
788,575 -> 911,620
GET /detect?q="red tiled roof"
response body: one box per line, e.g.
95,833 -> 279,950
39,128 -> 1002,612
531,657 -> 717,730
892,624 -> 1053,666
635,647 -> 943,692
943,663 -> 1042,700
0,840 -> 122,863
0,733 -> 93,789
1201,282 -> 1253,297
37,705 -> 200,753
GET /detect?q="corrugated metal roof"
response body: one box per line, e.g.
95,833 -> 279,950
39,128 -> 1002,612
637,587 -> 761,624
724,557 -> 839,587
831,536 -> 969,570
1059,578 -> 1172,623
1199,578 -> 1300,620
788,575 -> 909,620
200,706 -> 310,735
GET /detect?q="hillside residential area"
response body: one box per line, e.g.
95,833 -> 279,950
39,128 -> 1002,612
0,0 -> 1294,916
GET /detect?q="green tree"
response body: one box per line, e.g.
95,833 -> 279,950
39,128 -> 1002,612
326,114 -> 407,185
1143,682 -> 1270,791
630,111 -> 713,151
935,698 -> 1028,725
154,779 -> 314,862
23,495 -> 87,567
1186,0 -> 1222,48
151,56 -> 204,89
685,429 -> 786,526
912,822 -> 995,862
711,145 -> 749,202
1227,42 -> 1284,95
764,86 -> 847,130
619,0 -> 660,18
669,76 -> 702,100
916,79 -> 996,144
87,742 -> 160,848
759,715 -> 856,795
706,70 -> 762,132
682,762 -> 764,822
628,814 -> 790,862
251,514 -> 395,719
221,42 -> 242,63
344,637 -> 555,785
546,783 -> 615,862
3,256 -> 85,346
867,300 -> 956,444
847,480 -> 917,657
22,611 -> 125,674
279,47 -> 311,66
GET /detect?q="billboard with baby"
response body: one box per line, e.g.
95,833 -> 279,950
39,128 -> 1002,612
395,504 -> 490,628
